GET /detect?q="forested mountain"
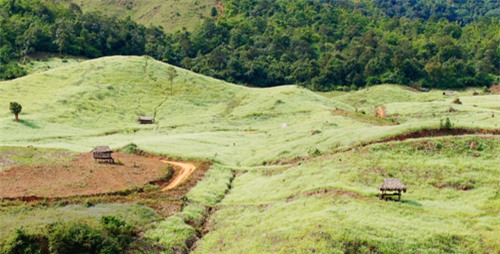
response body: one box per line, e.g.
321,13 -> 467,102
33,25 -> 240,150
164,0 -> 499,90
373,0 -> 500,25
1,0 -> 499,90
0,0 -> 166,79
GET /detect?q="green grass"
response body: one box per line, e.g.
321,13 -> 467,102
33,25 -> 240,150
19,55 -> 86,75
2,56 -> 498,166
0,146 -> 75,170
144,164 -> 234,253
0,203 -> 161,249
1,56 -> 499,253
69,0 -> 217,33
195,137 -> 500,253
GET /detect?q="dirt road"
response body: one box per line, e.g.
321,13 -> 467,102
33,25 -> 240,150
161,160 -> 196,191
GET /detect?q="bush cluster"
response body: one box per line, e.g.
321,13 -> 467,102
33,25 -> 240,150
2,216 -> 135,254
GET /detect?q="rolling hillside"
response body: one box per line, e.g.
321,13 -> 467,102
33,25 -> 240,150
69,0 -> 218,32
1,56 -> 499,253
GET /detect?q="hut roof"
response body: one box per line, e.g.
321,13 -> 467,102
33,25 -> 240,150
92,146 -> 112,153
379,178 -> 406,192
138,116 -> 154,121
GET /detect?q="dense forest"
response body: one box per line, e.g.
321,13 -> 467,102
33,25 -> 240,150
0,0 -> 166,79
1,0 -> 499,90
165,0 -> 499,90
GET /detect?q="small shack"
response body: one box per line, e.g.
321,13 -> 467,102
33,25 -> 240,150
92,146 -> 114,164
138,116 -> 154,124
378,178 -> 406,201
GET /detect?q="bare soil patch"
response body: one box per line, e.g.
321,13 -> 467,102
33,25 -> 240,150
0,152 -> 170,198
161,160 -> 196,191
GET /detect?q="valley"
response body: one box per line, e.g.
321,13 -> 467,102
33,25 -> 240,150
0,56 -> 499,253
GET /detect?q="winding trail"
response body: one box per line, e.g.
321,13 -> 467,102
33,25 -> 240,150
161,160 -> 196,191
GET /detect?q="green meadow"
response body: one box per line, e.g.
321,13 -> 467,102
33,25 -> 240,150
1,56 -> 499,253
69,0 -> 217,33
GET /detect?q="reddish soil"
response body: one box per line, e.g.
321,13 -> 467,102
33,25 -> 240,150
216,1 -> 225,17
363,128 -> 500,147
0,152 -> 170,199
161,160 -> 196,191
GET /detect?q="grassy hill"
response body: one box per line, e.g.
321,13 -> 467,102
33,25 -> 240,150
1,56 -> 499,252
68,0 -> 217,32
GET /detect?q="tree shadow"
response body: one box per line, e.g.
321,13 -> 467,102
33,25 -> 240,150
17,119 -> 40,129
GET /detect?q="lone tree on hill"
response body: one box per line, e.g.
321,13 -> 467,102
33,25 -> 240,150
9,102 -> 22,121
167,66 -> 178,96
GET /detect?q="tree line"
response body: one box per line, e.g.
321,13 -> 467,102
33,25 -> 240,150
0,0 -> 166,79
1,0 -> 499,90
163,0 -> 499,90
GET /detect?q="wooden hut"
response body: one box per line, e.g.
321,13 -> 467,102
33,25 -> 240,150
138,116 -> 154,124
378,178 -> 406,201
92,146 -> 114,164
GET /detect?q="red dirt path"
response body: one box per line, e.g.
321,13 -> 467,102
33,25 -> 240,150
161,160 -> 196,191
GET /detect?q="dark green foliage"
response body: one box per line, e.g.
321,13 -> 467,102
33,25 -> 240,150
0,63 -> 27,79
9,102 -> 22,121
47,221 -> 122,254
373,0 -> 500,25
440,118 -> 453,130
0,0 -> 165,79
163,0 -> 498,90
3,228 -> 48,254
121,143 -> 139,155
100,216 -> 133,247
211,6 -> 218,17
2,219 -> 138,254
1,0 -> 498,90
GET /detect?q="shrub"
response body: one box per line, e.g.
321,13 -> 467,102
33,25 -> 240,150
440,118 -> 453,130
482,86 -> 489,94
101,216 -> 133,246
3,228 -> 48,254
121,143 -> 139,155
452,98 -> 462,104
48,221 -> 121,254
308,148 -> 322,157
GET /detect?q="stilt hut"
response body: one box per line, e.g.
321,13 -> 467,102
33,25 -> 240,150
378,178 -> 406,201
138,116 -> 154,124
92,146 -> 114,164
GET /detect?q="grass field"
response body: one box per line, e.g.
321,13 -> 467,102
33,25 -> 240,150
68,0 -> 218,33
195,137 -> 500,253
1,56 -> 499,253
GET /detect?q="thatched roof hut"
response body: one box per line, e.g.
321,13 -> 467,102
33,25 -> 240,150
92,146 -> 114,163
92,146 -> 112,153
379,178 -> 406,192
138,116 -> 154,124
